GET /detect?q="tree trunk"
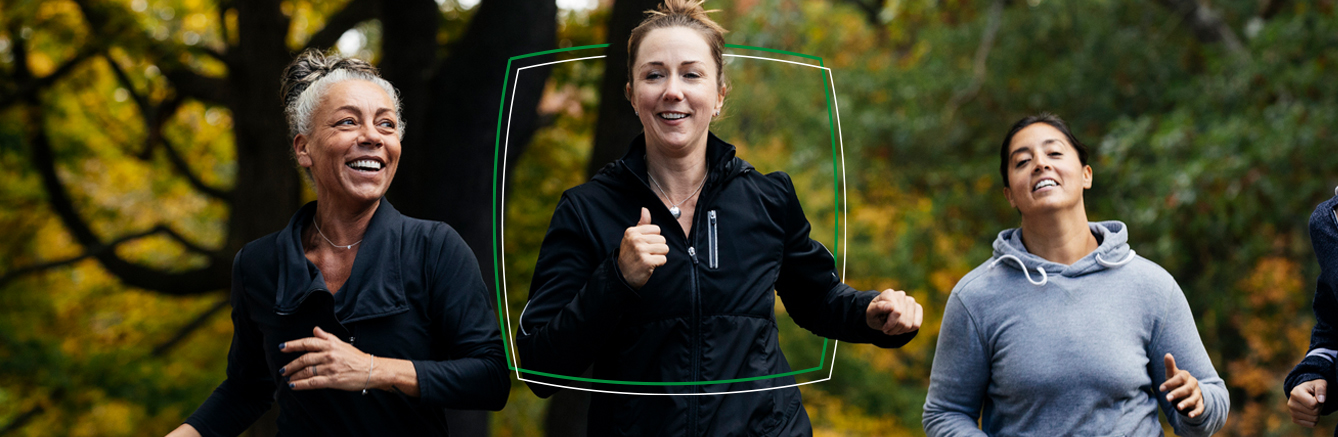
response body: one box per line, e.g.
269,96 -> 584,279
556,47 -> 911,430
384,0 -> 558,435
587,0 -> 663,178
226,0 -> 305,253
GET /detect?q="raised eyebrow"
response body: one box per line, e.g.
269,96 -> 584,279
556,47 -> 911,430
374,107 -> 396,119
1040,138 -> 1066,148
640,60 -> 703,70
332,105 -> 363,117
1008,147 -> 1033,160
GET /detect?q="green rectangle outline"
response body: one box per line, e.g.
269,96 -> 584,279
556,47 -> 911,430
491,43 -> 840,386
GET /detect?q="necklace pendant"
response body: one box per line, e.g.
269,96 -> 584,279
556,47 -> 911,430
669,206 -> 682,219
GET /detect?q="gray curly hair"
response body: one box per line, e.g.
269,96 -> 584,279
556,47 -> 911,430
280,49 -> 405,141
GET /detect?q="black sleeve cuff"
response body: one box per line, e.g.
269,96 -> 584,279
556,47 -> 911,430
1285,355 -> 1338,415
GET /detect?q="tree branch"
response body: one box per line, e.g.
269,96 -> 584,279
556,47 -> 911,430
73,0 -> 232,105
304,0 -> 375,52
218,0 -> 232,47
161,67 -> 230,106
942,0 -> 1003,123
836,0 -> 887,27
190,45 -> 229,64
0,226 -> 174,289
103,54 -> 152,121
160,136 -> 235,201
1155,0 -> 1249,58
105,55 -> 234,200
0,406 -> 42,436
25,104 -> 231,296
1258,0 -> 1287,20
0,38 -> 100,111
152,296 -> 230,356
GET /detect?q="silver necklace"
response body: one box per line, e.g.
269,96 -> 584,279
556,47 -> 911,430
312,217 -> 363,250
647,169 -> 707,219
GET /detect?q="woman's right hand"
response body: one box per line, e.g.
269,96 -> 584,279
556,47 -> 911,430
618,207 -> 669,289
1290,378 -> 1328,427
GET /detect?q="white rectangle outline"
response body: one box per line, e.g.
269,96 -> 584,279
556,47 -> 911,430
499,52 -> 849,396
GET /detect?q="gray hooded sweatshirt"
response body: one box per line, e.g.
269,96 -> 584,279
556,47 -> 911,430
923,221 -> 1229,436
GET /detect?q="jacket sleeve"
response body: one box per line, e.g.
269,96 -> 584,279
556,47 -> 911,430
184,248 -> 276,437
770,172 -> 916,348
922,292 -> 991,437
1146,281 -> 1229,436
411,224 -> 510,410
1285,196 -> 1338,415
516,194 -> 640,397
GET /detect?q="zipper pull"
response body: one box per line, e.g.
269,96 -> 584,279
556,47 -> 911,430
688,246 -> 699,265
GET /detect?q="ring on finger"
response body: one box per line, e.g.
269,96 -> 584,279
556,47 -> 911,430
313,365 -> 318,376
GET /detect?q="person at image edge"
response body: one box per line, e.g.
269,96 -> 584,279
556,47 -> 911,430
1285,186 -> 1338,431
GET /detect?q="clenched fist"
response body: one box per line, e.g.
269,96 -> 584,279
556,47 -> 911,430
1289,378 -> 1327,427
618,208 -> 669,290
865,289 -> 923,336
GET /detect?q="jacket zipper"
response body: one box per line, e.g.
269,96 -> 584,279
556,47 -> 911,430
708,210 -> 718,269
687,196 -> 713,436
688,243 -> 701,436
619,156 -> 738,436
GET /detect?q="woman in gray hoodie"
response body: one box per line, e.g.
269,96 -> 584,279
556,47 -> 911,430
922,113 -> 1230,436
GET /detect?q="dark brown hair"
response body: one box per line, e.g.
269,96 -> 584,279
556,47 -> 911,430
999,113 -> 1090,187
626,0 -> 728,92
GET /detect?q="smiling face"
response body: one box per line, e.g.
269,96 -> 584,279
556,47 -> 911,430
627,26 -> 725,156
292,79 -> 401,207
1003,122 -> 1092,217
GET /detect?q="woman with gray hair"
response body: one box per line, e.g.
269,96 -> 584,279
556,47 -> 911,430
166,49 -> 508,437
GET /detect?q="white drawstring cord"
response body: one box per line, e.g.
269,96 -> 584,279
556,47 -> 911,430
1095,249 -> 1137,267
517,300 -> 532,337
990,254 -> 1048,286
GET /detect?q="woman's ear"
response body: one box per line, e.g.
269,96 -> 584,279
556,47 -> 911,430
293,135 -> 313,168
1082,165 -> 1093,189
716,83 -> 727,113
625,82 -> 636,114
1003,186 -> 1016,209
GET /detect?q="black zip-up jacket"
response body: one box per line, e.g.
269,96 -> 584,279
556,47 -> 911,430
1285,193 -> 1338,421
517,133 -> 917,436
184,200 -> 508,436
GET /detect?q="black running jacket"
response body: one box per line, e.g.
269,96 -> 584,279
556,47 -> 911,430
517,133 -> 917,436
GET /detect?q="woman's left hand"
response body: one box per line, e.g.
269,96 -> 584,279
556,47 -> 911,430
1160,353 -> 1205,418
280,326 -> 373,392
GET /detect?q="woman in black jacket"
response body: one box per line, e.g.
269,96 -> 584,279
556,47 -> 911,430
516,1 -> 923,435
167,50 -> 508,437
1286,186 -> 1338,429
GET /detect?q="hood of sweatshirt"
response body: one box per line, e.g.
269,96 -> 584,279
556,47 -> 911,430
990,220 -> 1137,286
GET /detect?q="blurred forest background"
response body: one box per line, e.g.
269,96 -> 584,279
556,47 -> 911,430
1,0 -> 1337,435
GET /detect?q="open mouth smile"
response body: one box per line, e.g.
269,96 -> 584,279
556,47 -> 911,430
346,158 -> 385,173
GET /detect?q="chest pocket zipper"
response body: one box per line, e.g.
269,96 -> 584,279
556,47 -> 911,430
708,210 -> 719,269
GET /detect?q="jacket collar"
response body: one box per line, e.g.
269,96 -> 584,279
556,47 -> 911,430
608,132 -> 750,188
274,198 -> 409,323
